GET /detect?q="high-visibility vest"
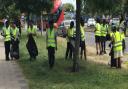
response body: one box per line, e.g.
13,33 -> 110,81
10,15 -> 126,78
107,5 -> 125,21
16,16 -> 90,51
3,26 -> 11,41
11,27 -> 19,39
101,24 -> 107,37
80,25 -> 85,41
27,26 -> 36,34
113,31 -> 122,52
66,27 -> 75,42
95,23 -> 101,36
47,29 -> 56,47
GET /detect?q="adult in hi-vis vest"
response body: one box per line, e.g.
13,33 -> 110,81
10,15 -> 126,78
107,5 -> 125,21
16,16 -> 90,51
1,21 -> 11,61
100,19 -> 107,54
10,22 -> 20,60
80,19 -> 86,60
46,20 -> 57,69
111,26 -> 123,68
94,18 -> 102,55
26,20 -> 38,61
65,21 -> 75,60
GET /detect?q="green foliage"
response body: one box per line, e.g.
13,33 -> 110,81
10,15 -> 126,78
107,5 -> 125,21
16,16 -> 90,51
124,0 -> 128,13
14,0 -> 53,14
63,3 -> 74,12
0,0 -> 20,19
19,33 -> 128,89
82,0 -> 122,15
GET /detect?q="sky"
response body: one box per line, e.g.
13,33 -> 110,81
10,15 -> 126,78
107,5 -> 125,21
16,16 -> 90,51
61,0 -> 76,10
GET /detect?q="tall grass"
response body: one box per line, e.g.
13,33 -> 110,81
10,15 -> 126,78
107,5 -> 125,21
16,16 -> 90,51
19,33 -> 128,89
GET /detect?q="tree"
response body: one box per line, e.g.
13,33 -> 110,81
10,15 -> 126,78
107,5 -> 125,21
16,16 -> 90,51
82,0 -> 122,15
13,0 -> 53,22
0,0 -> 20,19
72,0 -> 81,72
63,3 -> 74,12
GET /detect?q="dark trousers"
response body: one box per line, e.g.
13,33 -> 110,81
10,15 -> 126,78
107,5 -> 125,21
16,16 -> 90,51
65,42 -> 73,59
48,47 -> 55,68
4,41 -> 11,60
101,36 -> 106,53
80,41 -> 86,59
110,48 -> 116,67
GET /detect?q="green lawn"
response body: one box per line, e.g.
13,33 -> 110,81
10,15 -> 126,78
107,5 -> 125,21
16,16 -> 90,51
19,33 -> 128,89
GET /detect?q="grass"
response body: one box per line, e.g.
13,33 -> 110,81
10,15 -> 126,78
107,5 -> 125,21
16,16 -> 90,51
19,32 -> 128,89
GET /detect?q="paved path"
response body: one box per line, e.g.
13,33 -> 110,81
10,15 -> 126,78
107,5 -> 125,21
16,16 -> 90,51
0,35 -> 29,89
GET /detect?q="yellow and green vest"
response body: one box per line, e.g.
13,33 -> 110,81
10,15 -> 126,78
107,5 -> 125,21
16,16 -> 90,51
80,25 -> 85,41
67,27 -> 75,42
101,24 -> 107,37
11,27 -> 19,39
3,26 -> 11,41
95,23 -> 101,36
113,31 -> 122,52
47,29 -> 56,47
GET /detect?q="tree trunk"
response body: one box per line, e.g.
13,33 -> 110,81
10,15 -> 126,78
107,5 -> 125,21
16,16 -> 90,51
72,0 -> 81,72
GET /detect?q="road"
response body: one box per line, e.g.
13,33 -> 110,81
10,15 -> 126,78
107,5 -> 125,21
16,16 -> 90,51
85,32 -> 128,53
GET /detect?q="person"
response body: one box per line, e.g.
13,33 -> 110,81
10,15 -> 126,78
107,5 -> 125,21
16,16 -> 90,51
119,16 -> 126,53
14,17 -> 21,36
80,19 -> 86,59
111,26 -> 123,68
46,20 -> 57,69
10,22 -> 20,60
109,26 -> 116,67
95,18 -> 102,55
1,21 -> 11,61
100,19 -> 107,54
65,21 -> 75,59
26,20 -> 38,61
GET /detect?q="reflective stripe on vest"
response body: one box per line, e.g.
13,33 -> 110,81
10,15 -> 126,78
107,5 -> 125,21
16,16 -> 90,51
95,23 -> 101,36
113,31 -> 122,52
47,29 -> 56,47
80,26 -> 85,41
3,27 -> 11,41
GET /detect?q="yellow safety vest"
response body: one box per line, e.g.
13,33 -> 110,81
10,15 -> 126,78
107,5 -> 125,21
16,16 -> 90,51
101,24 -> 107,37
95,23 -> 101,36
27,26 -> 36,34
113,31 -> 122,52
80,25 -> 85,41
11,27 -> 19,39
47,29 -> 56,47
3,26 -> 11,41
66,27 -> 75,42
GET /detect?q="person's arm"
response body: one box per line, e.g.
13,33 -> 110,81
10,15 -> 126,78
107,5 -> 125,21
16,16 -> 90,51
1,27 -> 6,37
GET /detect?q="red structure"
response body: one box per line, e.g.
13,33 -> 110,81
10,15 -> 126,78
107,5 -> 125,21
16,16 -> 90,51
51,0 -> 64,28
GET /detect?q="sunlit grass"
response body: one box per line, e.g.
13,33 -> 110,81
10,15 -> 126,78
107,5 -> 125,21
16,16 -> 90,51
19,32 -> 128,89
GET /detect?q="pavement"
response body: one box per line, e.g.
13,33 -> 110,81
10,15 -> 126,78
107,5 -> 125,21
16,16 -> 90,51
0,35 -> 29,89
